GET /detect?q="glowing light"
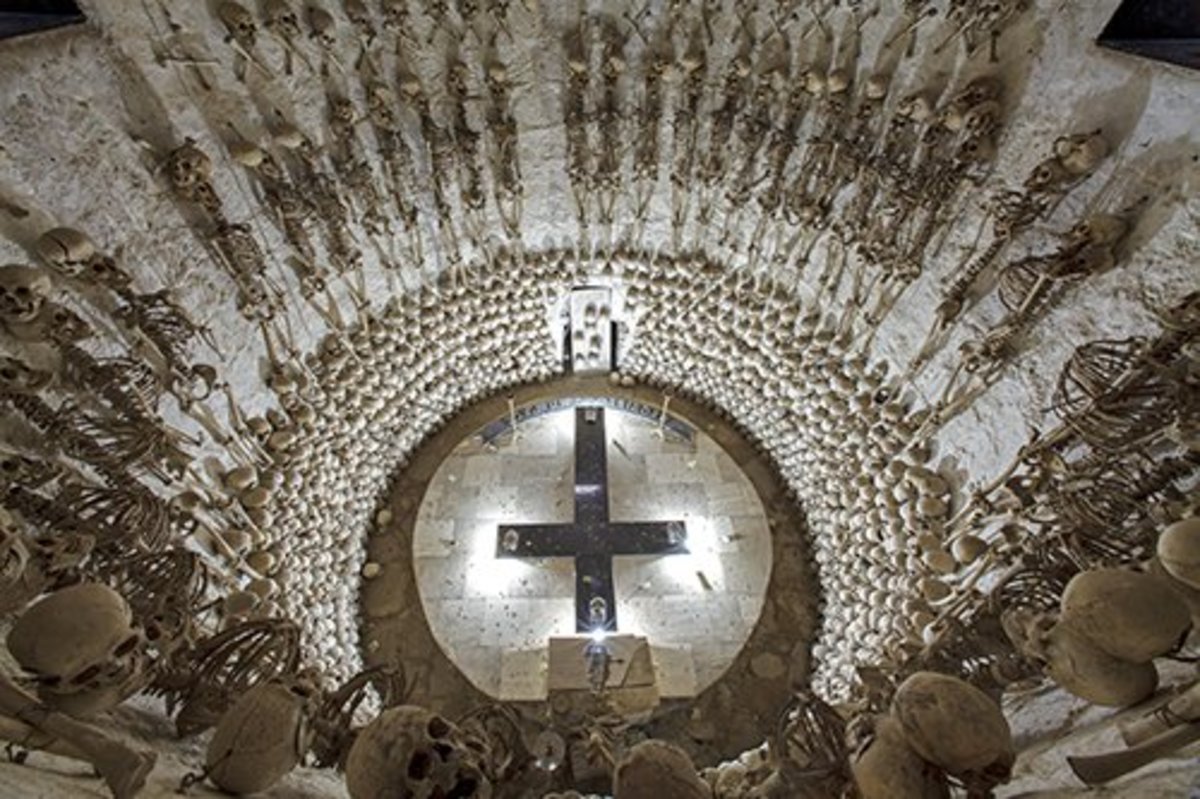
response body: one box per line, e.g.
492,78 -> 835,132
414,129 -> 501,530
657,516 -> 725,591
589,627 -> 608,643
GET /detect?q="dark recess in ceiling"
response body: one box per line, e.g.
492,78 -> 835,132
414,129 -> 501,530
1099,0 -> 1200,71
0,1 -> 85,42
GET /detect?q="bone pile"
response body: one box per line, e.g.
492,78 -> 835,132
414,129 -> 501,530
0,0 -> 1196,796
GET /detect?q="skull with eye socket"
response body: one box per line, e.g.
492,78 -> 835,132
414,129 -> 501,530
205,678 -> 316,795
218,1 -> 258,45
345,705 -> 493,799
166,139 -> 214,191
0,264 -> 53,324
6,301 -> 93,345
307,6 -> 337,49
7,581 -> 148,716
0,355 -> 52,394
263,0 -> 300,36
0,507 -> 32,615
80,253 -> 133,291
35,227 -> 97,279
0,450 -> 60,488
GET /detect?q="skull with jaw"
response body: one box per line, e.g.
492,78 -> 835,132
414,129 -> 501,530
0,264 -> 53,324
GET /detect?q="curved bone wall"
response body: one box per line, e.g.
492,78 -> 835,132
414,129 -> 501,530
0,0 -> 1196,706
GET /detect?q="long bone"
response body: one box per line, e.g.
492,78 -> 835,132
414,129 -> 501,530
0,672 -> 155,799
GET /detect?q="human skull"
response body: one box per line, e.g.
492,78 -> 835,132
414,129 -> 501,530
851,715 -> 949,799
891,671 -> 1014,780
0,507 -> 31,614
79,253 -> 132,290
166,139 -> 213,190
7,582 -> 147,716
218,1 -> 258,44
0,355 -> 52,393
1002,608 -> 1158,707
344,705 -> 492,799
953,76 -> 1001,108
35,227 -> 97,278
0,450 -> 60,488
307,6 -> 337,48
1065,213 -> 1128,249
6,301 -> 92,344
1024,156 -> 1070,193
263,0 -> 301,35
613,740 -> 712,799
1158,517 -> 1200,589
206,680 -> 314,794
1059,567 -> 1191,663
895,91 -> 936,123
0,264 -> 52,323
1054,129 -> 1108,175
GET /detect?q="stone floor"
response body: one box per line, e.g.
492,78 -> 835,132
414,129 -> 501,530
413,407 -> 772,701
362,376 -> 819,768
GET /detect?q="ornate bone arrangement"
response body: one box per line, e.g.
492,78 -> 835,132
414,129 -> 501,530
0,0 -> 1197,797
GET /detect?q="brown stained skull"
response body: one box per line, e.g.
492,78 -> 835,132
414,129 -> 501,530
0,264 -> 53,324
344,706 -> 492,799
218,1 -> 258,45
7,582 -> 147,716
614,740 -> 712,799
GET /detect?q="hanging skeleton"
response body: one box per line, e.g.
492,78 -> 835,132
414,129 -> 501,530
151,618 -> 303,737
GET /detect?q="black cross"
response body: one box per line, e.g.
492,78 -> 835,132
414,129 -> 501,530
497,407 -> 688,633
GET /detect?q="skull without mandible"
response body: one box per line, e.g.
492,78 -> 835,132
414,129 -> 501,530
7,581 -> 147,717
35,227 -> 97,279
0,355 -> 52,393
206,679 -> 315,794
344,705 -> 492,799
613,740 -> 713,799
166,139 -> 214,191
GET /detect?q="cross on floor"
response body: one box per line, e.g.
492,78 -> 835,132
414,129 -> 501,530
497,406 -> 689,633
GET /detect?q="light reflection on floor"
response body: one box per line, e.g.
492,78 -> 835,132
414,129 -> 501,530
413,407 -> 772,700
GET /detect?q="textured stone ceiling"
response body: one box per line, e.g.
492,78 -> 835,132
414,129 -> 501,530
0,0 -> 1196,718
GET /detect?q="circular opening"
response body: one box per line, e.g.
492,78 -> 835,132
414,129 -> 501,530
413,401 -> 773,701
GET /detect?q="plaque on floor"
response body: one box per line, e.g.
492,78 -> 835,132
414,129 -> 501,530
548,635 -> 659,719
